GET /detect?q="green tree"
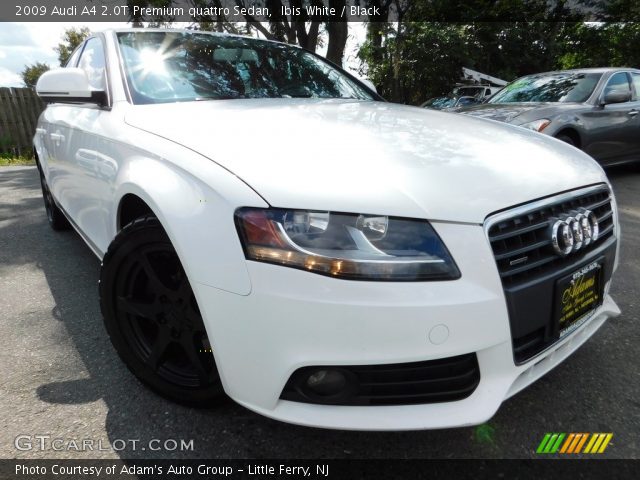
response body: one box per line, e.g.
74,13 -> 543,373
21,62 -> 50,89
358,1 -> 587,104
558,23 -> 640,69
463,22 -> 582,80
55,27 -> 91,66
360,22 -> 475,104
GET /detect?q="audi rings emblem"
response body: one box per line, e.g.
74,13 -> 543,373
550,209 -> 599,256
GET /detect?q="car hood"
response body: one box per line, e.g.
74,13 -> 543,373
458,102 -> 580,125
124,99 -> 607,224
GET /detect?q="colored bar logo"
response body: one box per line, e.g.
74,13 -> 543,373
536,433 -> 613,454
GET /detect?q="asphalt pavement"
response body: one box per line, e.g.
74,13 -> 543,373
0,165 -> 638,459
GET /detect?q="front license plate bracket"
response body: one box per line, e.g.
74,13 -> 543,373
552,259 -> 604,339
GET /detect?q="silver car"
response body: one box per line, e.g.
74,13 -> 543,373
459,68 -> 640,166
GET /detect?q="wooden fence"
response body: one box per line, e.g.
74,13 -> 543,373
0,87 -> 45,156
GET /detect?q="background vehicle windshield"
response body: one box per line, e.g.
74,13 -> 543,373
424,97 -> 457,109
117,32 -> 374,104
489,72 -> 602,103
453,86 -> 484,97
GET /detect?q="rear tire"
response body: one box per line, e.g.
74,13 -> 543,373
99,215 -> 225,407
37,165 -> 70,231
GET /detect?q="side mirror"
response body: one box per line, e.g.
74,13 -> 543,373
359,78 -> 377,94
602,90 -> 631,105
36,68 -> 106,106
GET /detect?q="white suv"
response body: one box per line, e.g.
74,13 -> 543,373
34,29 -> 620,430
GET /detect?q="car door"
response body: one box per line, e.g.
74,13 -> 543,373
628,72 -> 640,159
42,43 -> 85,203
581,72 -> 636,165
49,36 -> 114,252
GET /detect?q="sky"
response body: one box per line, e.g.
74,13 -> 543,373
0,22 -> 367,88
0,22 -> 123,86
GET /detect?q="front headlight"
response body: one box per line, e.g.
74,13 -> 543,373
235,208 -> 460,281
520,118 -> 551,132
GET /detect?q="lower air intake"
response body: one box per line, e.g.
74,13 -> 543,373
280,353 -> 480,406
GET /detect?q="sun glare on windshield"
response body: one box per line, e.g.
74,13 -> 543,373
138,49 -> 170,77
117,31 -> 374,104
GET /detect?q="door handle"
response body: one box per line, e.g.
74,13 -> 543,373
49,133 -> 65,147
35,128 -> 47,135
629,110 -> 639,116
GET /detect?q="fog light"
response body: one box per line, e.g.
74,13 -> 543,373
306,369 -> 347,396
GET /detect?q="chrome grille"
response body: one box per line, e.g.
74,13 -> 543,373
487,186 -> 614,286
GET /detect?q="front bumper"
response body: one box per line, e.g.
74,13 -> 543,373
240,295 -> 618,431
193,221 -> 620,431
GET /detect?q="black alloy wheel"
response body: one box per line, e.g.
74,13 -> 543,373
100,215 -> 225,406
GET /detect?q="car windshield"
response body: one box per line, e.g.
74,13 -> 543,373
489,72 -> 602,104
116,31 -> 374,104
424,97 -> 457,109
453,86 -> 484,97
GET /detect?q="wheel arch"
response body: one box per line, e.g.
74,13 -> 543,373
111,156 -> 259,297
117,193 -> 155,231
554,127 -> 582,149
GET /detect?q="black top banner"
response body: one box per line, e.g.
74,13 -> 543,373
2,0 -> 640,23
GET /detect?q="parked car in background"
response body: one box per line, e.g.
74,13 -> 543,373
33,29 -> 620,430
422,85 -> 502,111
453,84 -> 502,101
421,95 -> 480,110
458,68 -> 640,166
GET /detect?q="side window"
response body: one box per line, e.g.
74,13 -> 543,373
77,37 -> 106,90
66,44 -> 84,68
603,72 -> 631,101
632,73 -> 640,100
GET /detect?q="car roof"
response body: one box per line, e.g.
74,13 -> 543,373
529,67 -> 640,76
102,28 -> 294,47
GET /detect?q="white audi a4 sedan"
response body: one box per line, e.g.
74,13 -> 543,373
34,29 -> 620,430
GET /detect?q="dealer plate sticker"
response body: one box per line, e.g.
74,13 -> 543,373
555,261 -> 603,338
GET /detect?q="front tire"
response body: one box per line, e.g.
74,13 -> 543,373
555,134 -> 576,147
99,215 -> 225,407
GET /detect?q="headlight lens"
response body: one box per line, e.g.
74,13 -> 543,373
235,208 -> 460,281
520,118 -> 551,132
